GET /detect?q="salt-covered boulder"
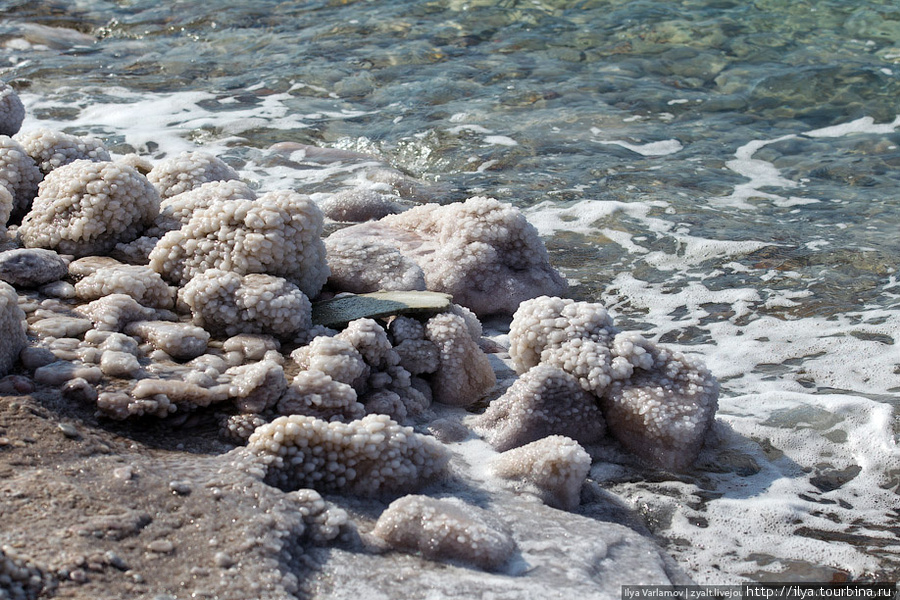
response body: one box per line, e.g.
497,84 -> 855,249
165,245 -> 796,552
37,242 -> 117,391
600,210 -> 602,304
124,320 -> 210,361
491,435 -> 591,511
74,264 -> 175,309
369,495 -> 516,571
179,269 -> 312,341
146,151 -> 239,199
225,359 -> 287,413
508,295 -> 618,374
0,135 -> 42,220
0,281 -> 26,376
325,196 -> 568,316
276,370 -> 365,422
425,312 -> 495,407
151,179 -> 257,235
602,332 -> 719,471
325,237 -> 426,294
75,293 -> 172,332
0,80 -> 25,137
247,413 -> 450,495
473,364 -> 607,452
0,248 -> 68,287
150,190 -> 329,297
18,160 -> 160,257
14,127 -> 110,174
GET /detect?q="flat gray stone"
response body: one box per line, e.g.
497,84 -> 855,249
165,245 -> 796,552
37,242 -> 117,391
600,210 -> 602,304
0,248 -> 69,287
312,291 -> 452,328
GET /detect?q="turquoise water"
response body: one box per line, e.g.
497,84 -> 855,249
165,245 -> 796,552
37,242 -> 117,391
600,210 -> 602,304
1,0 -> 898,584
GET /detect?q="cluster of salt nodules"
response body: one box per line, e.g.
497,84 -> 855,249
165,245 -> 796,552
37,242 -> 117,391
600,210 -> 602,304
473,296 -> 720,472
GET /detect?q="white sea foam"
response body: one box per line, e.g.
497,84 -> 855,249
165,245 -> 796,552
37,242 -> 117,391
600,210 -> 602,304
595,138 -> 684,156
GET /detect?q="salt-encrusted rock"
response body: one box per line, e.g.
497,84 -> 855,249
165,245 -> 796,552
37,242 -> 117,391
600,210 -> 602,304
152,179 -> 257,235
28,315 -> 93,338
0,135 -> 42,220
0,184 -> 12,230
369,495 -> 516,571
473,365 -> 607,452
150,190 -> 329,298
291,335 -> 368,388
222,333 -> 281,362
425,312 -> 495,407
0,281 -> 26,376
125,320 -> 210,361
131,378 -> 230,408
0,248 -> 68,287
179,269 -> 312,340
509,296 -> 618,374
491,435 -> 591,511
220,412 -> 269,444
224,359 -> 287,413
14,127 -> 110,174
74,264 -> 175,309
75,293 -> 171,332
99,350 -> 143,378
0,80 -> 25,136
324,238 -> 426,294
67,255 -> 122,279
320,188 -> 402,222
276,370 -> 365,422
146,151 -> 240,199
602,333 -> 719,471
326,197 -> 568,315
33,361 -> 102,386
97,389 -> 174,419
18,160 -> 160,257
247,413 -> 450,495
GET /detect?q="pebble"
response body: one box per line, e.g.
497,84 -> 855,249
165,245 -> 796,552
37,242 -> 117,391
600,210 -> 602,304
58,422 -> 80,439
38,280 -> 77,299
125,320 -> 210,361
169,480 -> 193,495
0,375 -> 35,395
0,248 -> 69,287
213,551 -> 235,568
146,539 -> 175,554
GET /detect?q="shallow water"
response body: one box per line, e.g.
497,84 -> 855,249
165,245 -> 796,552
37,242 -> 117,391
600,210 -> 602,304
1,0 -> 898,586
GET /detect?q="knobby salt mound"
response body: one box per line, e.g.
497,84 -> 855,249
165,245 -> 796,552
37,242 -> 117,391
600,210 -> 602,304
326,196 -> 569,316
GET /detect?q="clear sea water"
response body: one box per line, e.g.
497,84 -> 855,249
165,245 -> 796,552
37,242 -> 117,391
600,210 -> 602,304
1,0 -> 898,585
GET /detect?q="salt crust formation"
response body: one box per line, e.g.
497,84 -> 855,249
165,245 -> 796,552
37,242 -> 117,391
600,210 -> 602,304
74,263 -> 175,309
0,281 -> 26,377
0,80 -> 25,137
490,435 -> 591,511
0,136 -> 42,220
13,127 -> 110,175
474,364 -> 607,452
501,296 -> 719,471
18,160 -> 160,257
149,190 -> 329,298
145,150 -> 239,199
326,196 -> 569,315
179,269 -> 313,340
0,105 -> 717,593
369,495 -> 516,571
247,414 -> 450,496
